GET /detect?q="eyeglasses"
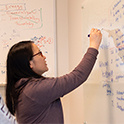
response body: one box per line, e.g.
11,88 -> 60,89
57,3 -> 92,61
32,51 -> 43,57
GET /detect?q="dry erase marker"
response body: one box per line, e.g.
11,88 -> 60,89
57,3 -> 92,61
88,28 -> 103,37
88,34 -> 90,37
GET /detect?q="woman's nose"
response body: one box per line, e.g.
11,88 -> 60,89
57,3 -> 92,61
43,55 -> 46,59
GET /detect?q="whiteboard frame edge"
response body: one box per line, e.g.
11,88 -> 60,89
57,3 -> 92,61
53,0 -> 58,77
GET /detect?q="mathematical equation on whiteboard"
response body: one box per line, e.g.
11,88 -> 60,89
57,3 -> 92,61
98,0 -> 124,112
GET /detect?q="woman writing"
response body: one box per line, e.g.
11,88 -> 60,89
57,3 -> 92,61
6,28 -> 102,124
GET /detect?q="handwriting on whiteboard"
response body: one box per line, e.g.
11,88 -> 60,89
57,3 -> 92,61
31,35 -> 53,48
0,3 -> 43,29
99,0 -> 124,111
99,27 -> 124,112
109,0 -> 124,26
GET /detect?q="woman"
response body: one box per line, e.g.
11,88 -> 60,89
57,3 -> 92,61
6,28 -> 102,123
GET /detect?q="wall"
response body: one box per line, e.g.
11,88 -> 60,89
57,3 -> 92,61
68,0 -> 85,123
57,0 -> 85,123
56,0 -> 70,124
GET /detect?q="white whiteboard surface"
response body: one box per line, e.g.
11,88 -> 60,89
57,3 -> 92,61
0,0 -> 57,84
82,0 -> 124,124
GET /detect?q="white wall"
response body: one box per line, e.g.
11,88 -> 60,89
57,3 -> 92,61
57,0 -> 86,123
68,0 -> 85,124
56,0 -> 70,124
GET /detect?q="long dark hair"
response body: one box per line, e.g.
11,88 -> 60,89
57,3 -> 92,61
6,41 -> 41,115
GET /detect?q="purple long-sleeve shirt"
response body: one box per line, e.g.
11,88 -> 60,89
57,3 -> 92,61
15,48 -> 98,124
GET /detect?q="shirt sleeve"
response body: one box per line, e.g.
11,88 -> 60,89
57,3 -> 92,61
25,48 -> 98,105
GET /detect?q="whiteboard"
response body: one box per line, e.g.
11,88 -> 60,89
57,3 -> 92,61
82,0 -> 124,124
0,0 -> 57,84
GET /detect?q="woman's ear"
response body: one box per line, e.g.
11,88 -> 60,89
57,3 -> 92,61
29,60 -> 33,69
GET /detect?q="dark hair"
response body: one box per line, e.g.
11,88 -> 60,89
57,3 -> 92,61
6,41 -> 41,115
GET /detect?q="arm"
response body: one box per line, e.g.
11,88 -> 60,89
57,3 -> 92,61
26,28 -> 102,105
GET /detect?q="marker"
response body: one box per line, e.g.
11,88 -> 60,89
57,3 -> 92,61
88,28 -> 103,37
88,34 -> 90,37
